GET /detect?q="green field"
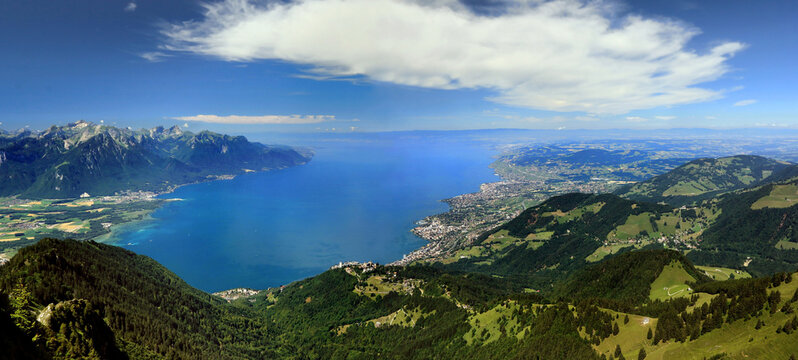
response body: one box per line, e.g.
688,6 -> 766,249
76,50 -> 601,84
545,201 -> 605,224
0,195 -> 166,258
605,310 -> 798,360
594,310 -> 656,359
370,306 -> 428,328
609,213 -> 657,240
751,184 -> 798,209
695,265 -> 752,281
586,244 -> 635,262
603,205 -> 719,244
464,301 -> 522,345
440,229 -> 548,264
649,261 -> 696,301
662,181 -> 714,196
524,230 -> 553,241
353,275 -> 405,299
776,240 -> 798,250
599,275 -> 798,359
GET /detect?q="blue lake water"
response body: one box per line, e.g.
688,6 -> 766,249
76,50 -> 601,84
105,132 -> 502,292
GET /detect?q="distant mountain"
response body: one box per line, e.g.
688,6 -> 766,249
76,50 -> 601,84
497,145 -> 693,182
511,148 -> 654,167
0,121 -> 311,198
615,155 -> 791,206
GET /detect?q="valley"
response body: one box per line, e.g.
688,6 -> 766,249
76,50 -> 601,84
0,192 -> 165,261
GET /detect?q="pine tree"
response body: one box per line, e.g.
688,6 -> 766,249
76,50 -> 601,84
624,314 -> 630,324
615,344 -> 622,358
638,348 -> 647,360
9,283 -> 36,335
647,328 -> 653,339
613,322 -> 620,335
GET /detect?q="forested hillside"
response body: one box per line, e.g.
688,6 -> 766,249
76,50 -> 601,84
3,239 -> 798,359
615,155 -> 791,206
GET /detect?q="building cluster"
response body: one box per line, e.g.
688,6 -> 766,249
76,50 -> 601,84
103,190 -> 159,203
212,288 -> 261,302
331,261 -> 378,273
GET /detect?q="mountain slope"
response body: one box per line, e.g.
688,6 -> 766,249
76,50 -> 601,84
0,121 -> 311,198
497,145 -> 692,182
433,193 -> 672,289
433,168 -> 798,286
0,238 -> 603,359
3,239 -> 798,359
615,155 -> 791,206
0,238 -> 263,359
553,249 -> 708,307
686,177 -> 798,276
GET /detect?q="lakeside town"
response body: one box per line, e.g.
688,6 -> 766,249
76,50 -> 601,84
398,177 -> 632,265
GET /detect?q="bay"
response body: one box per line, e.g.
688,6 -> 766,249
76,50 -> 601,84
104,131 -> 503,292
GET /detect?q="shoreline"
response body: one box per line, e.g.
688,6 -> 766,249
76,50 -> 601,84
91,165 -> 306,244
391,178 -> 520,266
0,164 -> 310,256
86,160 -> 310,246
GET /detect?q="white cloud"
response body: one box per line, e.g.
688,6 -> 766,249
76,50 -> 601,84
124,2 -> 137,12
140,52 -> 170,62
162,0 -> 744,114
173,114 -> 336,124
655,116 -> 676,120
733,99 -> 757,107
626,116 -> 647,122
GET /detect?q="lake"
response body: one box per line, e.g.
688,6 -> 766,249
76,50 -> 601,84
104,131 -> 505,292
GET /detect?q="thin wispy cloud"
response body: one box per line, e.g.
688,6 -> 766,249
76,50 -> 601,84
124,2 -> 137,12
655,116 -> 676,120
161,0 -> 744,115
626,116 -> 647,122
140,52 -> 170,62
174,114 -> 336,124
733,99 -> 757,107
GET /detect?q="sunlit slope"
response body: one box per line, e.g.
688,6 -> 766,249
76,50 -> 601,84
616,155 -> 790,206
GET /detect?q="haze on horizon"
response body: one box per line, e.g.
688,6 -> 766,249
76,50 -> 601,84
1,0 -> 796,133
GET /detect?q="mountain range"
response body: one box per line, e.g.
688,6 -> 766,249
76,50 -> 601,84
0,121 -> 311,198
615,155 -> 793,206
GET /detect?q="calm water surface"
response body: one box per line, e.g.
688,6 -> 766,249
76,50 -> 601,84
106,133 -> 501,292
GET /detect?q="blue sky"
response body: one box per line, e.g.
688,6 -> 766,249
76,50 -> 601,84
0,0 -> 795,133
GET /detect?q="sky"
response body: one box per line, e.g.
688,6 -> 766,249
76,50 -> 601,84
0,0 -> 796,133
